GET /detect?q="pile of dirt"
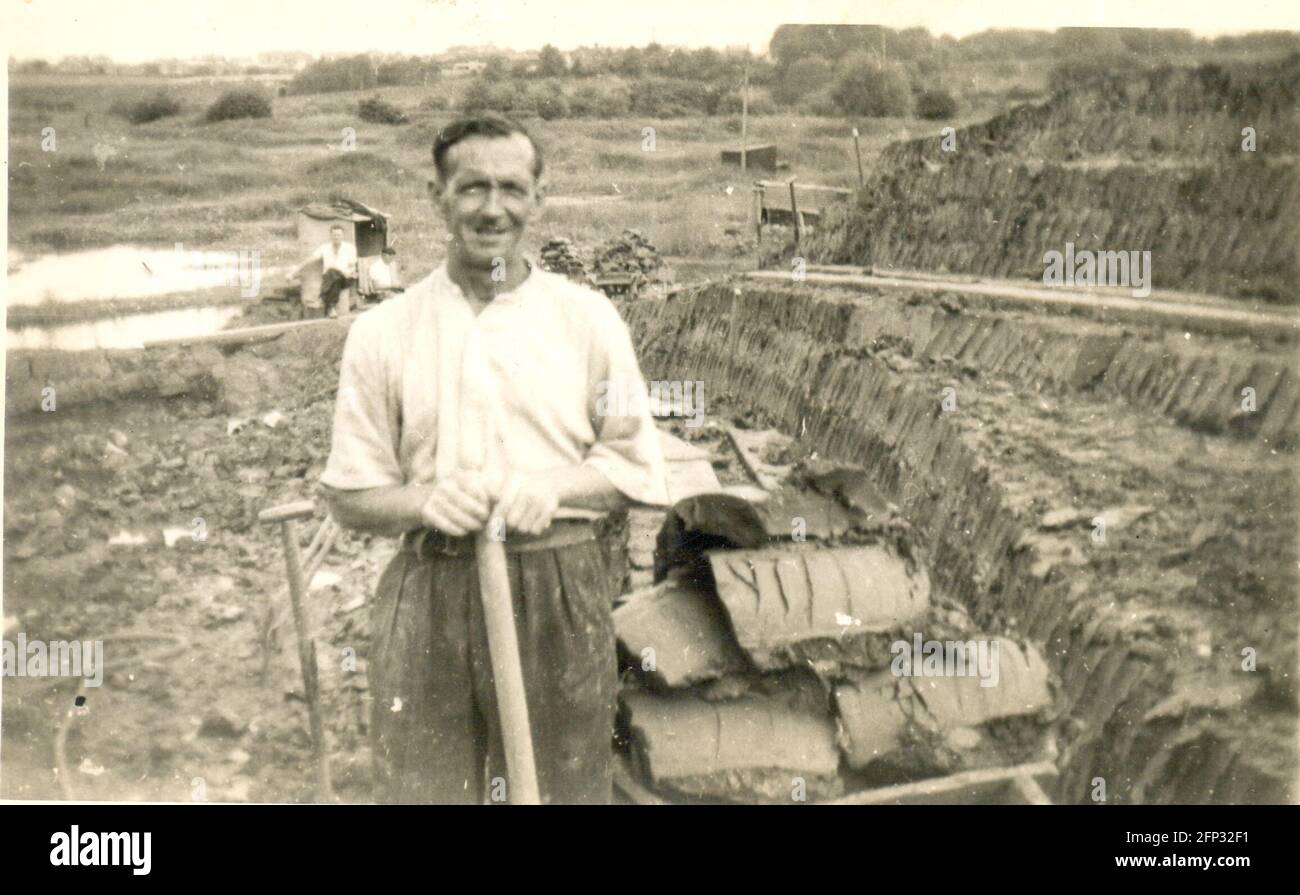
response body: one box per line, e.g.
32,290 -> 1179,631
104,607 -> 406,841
803,58 -> 1300,303
616,468 -> 1055,803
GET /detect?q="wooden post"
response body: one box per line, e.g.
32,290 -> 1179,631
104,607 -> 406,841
740,56 -> 750,173
852,127 -> 865,189
788,179 -> 802,248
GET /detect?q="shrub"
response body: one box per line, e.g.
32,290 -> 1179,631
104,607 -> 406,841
538,45 -> 568,78
914,88 -> 958,120
481,56 -> 509,82
568,82 -> 630,117
772,56 -> 833,106
112,91 -> 182,124
628,79 -> 692,117
719,88 -> 777,116
377,57 -> 440,87
358,96 -> 409,125
628,78 -> 726,117
287,55 -> 378,95
830,54 -> 913,117
459,78 -> 520,114
806,87 -> 842,118
418,93 -> 453,112
204,89 -> 272,122
1047,55 -> 1142,95
527,82 -> 569,120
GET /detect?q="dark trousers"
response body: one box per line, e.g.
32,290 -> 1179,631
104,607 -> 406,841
368,525 -> 623,804
320,269 -> 353,313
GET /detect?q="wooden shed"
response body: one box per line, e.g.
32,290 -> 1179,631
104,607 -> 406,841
720,144 -> 781,172
296,199 -> 389,313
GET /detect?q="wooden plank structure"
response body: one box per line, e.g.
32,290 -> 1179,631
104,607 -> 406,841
613,758 -> 1059,805
752,180 -> 854,230
825,760 -> 1058,805
751,180 -> 854,258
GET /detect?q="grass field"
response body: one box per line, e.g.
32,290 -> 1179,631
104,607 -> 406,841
8,74 -> 1035,286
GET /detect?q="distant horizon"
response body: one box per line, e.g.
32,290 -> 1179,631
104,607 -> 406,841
4,0 -> 1298,65
9,25 -> 1300,66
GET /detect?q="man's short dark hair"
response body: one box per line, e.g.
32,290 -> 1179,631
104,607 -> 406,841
431,114 -> 544,182
382,247 -> 396,256
329,223 -> 344,232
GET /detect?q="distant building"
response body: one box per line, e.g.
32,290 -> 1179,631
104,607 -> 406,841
450,61 -> 487,75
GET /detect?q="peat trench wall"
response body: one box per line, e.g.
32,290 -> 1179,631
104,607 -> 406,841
801,59 -> 1300,303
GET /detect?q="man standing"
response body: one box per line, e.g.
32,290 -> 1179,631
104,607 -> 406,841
295,223 -> 357,318
320,115 -> 667,804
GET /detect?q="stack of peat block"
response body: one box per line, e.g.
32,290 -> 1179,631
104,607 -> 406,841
539,238 -> 593,284
614,461 -> 1055,803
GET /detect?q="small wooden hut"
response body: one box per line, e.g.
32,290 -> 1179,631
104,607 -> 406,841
296,199 -> 389,313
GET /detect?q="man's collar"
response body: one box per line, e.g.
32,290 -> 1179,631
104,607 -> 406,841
435,257 -> 539,308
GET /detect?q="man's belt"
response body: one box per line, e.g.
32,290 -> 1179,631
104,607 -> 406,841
401,519 -> 600,558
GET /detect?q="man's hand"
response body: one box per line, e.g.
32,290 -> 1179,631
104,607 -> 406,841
420,470 -> 491,536
495,473 -> 560,537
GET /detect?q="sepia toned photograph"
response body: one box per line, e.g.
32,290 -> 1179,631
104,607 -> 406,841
2,0 -> 1297,831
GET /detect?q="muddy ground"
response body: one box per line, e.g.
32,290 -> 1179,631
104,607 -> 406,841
0,320 -> 749,802
3,278 -> 1296,803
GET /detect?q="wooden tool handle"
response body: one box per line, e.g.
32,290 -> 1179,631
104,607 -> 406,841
475,529 -> 542,805
278,516 -> 333,802
259,500 -> 317,524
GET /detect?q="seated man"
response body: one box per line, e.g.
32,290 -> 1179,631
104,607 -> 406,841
293,223 -> 358,318
366,247 -> 403,300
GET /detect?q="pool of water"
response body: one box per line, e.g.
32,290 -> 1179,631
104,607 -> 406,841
7,306 -> 246,351
7,244 -> 264,306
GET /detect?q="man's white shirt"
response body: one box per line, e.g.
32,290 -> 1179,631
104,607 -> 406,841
368,258 -> 396,289
321,262 -> 669,516
315,240 -> 358,277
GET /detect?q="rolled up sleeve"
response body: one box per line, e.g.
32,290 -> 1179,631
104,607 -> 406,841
320,314 -> 404,491
584,304 -> 669,507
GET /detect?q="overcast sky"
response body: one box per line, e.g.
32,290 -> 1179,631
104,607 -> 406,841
4,0 -> 1299,62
